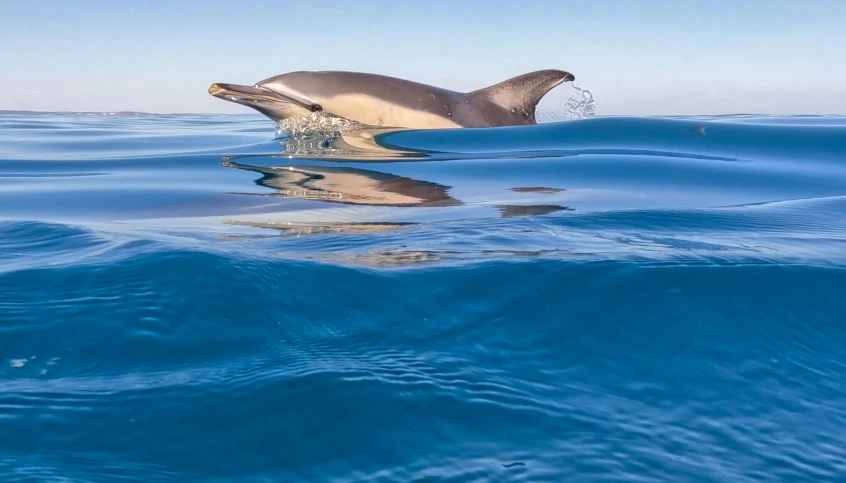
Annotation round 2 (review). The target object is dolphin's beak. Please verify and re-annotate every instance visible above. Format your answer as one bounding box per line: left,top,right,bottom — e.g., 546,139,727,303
208,82,323,120
208,83,284,107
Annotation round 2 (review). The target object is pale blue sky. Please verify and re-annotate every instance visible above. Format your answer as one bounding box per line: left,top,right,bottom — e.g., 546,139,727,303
1,0,844,115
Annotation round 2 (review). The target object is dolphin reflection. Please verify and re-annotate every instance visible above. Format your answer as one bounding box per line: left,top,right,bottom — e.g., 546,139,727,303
221,220,419,237
223,161,462,207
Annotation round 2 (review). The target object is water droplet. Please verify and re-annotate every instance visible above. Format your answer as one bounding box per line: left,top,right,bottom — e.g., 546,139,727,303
430,93,436,99
442,104,448,110
510,108,516,114
447,112,452,116
464,100,469,104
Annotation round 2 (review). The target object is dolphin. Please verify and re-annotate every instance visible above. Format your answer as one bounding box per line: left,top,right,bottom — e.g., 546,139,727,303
208,69,574,130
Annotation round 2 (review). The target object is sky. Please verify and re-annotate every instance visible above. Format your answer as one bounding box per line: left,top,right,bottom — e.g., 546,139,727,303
1,0,845,116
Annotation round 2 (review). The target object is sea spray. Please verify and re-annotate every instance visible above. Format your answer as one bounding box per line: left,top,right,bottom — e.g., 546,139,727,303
563,86,596,120
537,84,596,123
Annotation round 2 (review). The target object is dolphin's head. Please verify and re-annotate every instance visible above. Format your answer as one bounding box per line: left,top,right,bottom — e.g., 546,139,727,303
208,81,317,121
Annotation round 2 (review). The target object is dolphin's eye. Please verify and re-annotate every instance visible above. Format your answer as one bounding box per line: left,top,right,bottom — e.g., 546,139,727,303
309,104,323,112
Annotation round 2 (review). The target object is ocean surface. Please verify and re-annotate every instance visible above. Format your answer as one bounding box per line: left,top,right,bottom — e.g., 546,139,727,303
1,107,846,482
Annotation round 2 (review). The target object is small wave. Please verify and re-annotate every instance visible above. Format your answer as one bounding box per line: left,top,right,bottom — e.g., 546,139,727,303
0,453,183,483
2,244,845,480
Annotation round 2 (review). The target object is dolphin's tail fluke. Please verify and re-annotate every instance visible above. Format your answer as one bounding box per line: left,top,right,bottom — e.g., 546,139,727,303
470,69,574,122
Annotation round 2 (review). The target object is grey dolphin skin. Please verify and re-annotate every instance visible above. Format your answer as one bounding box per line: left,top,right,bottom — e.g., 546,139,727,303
208,69,574,129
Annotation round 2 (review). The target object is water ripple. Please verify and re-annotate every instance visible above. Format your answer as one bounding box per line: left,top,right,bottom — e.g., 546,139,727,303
2,112,846,481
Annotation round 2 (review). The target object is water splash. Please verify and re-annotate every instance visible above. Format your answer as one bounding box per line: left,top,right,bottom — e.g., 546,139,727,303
275,112,369,138
274,129,347,155
563,86,596,120
537,85,597,123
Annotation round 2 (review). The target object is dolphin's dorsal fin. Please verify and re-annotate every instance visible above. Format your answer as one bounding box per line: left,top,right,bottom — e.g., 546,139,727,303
470,69,574,121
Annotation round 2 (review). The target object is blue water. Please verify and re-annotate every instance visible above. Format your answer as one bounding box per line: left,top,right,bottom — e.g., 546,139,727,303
2,111,846,482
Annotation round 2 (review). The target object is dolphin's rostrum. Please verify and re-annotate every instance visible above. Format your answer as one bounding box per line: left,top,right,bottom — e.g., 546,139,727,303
209,69,574,130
